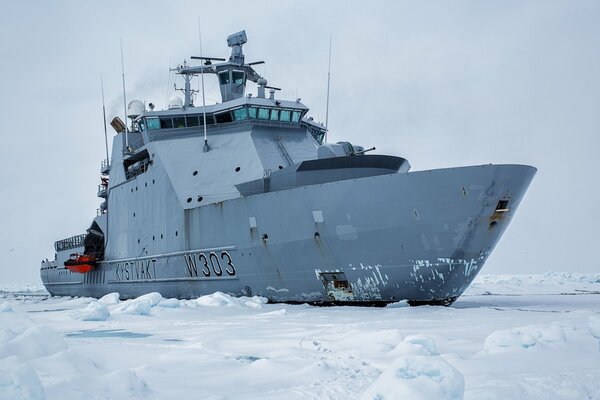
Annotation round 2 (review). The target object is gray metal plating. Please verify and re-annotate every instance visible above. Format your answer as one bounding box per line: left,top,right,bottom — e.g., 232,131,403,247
40,31,536,306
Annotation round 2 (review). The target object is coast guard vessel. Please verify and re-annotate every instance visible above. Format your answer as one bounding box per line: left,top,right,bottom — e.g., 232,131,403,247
40,31,536,305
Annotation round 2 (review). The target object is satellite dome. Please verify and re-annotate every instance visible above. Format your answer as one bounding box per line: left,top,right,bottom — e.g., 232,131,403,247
127,100,145,118
168,96,184,109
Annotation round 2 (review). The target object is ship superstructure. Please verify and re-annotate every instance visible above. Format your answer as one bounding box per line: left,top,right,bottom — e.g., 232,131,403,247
41,31,536,305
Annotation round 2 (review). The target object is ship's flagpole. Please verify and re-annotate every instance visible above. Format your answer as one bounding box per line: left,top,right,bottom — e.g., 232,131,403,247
198,17,209,152
120,37,129,151
324,34,332,143
100,75,110,164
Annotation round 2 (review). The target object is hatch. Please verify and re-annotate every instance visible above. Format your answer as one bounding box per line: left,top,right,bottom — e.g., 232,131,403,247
319,272,354,301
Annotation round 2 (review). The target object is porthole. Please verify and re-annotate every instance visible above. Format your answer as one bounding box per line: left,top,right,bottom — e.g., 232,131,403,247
193,171,198,176
186,197,192,203
175,231,178,236
197,196,203,202
278,165,283,169
235,167,241,172
152,236,155,241
160,234,163,239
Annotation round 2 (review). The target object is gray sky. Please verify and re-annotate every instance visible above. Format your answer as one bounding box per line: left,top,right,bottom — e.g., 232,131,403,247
1,1,599,283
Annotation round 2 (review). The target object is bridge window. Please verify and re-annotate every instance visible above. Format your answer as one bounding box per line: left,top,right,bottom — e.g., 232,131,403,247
248,107,258,119
232,70,245,85
173,116,185,128
279,110,291,122
160,118,173,129
186,115,199,127
232,107,248,121
147,117,160,130
215,111,233,124
258,108,270,120
292,111,301,123
270,109,279,121
200,114,215,125
218,71,230,85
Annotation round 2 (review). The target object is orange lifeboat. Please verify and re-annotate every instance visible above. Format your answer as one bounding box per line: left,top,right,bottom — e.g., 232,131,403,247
64,253,96,273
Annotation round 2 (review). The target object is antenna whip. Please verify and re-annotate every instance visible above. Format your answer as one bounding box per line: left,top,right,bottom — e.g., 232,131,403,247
120,37,129,151
198,17,209,152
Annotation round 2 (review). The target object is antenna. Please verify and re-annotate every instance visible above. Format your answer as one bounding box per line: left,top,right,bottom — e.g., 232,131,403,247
120,37,129,151
198,17,209,152
324,35,332,143
100,75,110,164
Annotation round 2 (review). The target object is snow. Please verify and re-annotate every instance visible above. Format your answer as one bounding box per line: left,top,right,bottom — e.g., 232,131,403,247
360,355,464,400
0,274,599,399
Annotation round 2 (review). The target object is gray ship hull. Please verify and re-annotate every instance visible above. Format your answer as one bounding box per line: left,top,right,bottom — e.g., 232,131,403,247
42,163,535,305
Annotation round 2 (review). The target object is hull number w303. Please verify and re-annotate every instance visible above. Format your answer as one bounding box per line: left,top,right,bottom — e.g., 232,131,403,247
184,251,236,278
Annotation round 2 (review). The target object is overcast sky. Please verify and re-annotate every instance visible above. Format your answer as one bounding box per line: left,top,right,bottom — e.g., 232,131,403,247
1,1,599,283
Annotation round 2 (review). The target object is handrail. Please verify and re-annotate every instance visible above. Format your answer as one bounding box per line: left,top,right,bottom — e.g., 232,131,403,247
54,234,86,252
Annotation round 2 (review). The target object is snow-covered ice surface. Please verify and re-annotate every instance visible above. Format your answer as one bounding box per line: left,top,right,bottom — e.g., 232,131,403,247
1,274,599,400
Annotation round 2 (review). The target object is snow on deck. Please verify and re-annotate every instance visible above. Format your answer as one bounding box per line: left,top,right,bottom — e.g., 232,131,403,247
1,274,599,400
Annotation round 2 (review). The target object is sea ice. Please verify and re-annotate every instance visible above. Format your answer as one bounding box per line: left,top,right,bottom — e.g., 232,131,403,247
97,292,120,305
112,292,164,315
482,324,567,354
193,291,267,309
360,355,464,400
72,301,110,321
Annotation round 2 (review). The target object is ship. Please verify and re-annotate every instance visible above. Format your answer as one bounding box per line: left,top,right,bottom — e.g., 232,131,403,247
40,30,536,305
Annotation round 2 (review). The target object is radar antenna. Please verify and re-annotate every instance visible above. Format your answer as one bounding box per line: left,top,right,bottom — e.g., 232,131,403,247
171,60,199,106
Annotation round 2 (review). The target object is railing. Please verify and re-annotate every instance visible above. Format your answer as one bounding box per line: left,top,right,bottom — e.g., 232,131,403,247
101,159,111,173
54,234,86,252
97,184,108,198
125,158,151,180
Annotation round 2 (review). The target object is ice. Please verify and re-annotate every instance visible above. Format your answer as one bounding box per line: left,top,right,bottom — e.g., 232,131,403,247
360,355,464,400
112,292,164,315
0,274,598,399
72,301,110,321
0,356,45,400
466,273,600,295
192,291,268,308
588,315,600,339
482,324,567,354
390,334,438,356
157,298,181,308
97,292,120,305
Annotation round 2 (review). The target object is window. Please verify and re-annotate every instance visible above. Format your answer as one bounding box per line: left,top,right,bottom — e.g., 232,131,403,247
160,118,173,129
248,107,258,119
173,116,185,128
291,110,301,123
199,115,215,125
186,115,199,127
270,109,279,121
232,70,245,85
280,110,291,122
215,112,233,124
258,108,270,120
218,71,230,85
232,108,248,121
147,118,160,130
